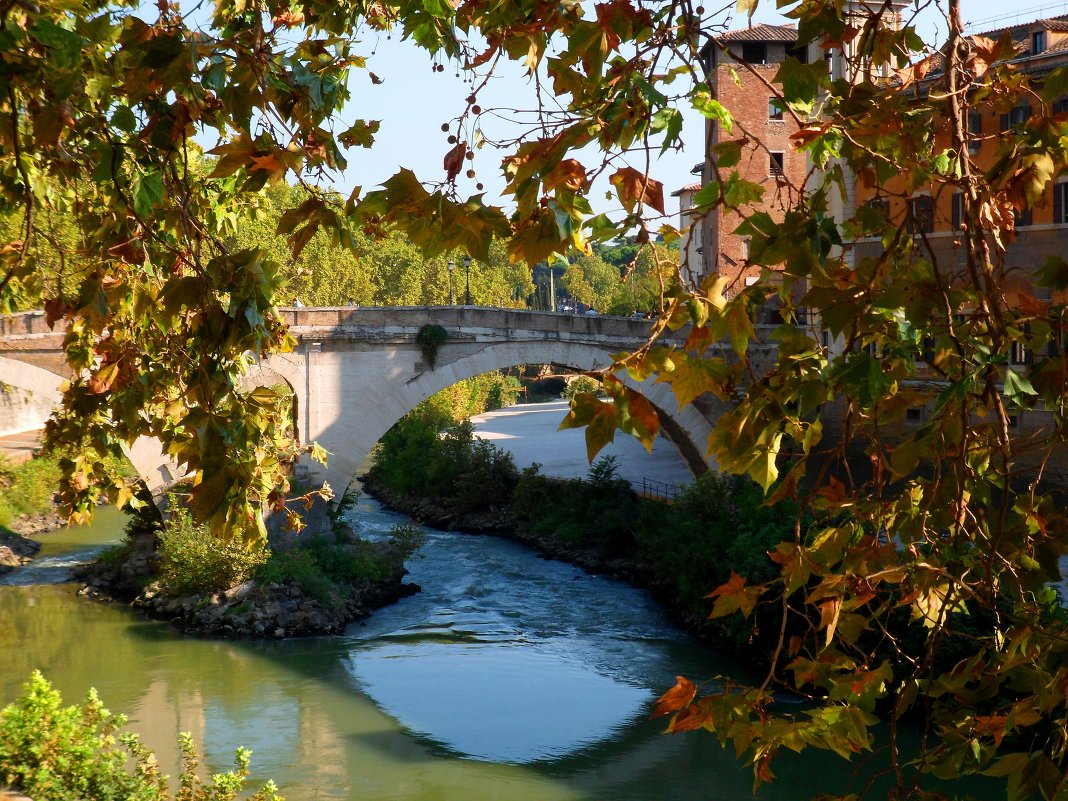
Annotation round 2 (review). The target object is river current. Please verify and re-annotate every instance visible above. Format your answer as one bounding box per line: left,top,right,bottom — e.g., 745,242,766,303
0,493,947,800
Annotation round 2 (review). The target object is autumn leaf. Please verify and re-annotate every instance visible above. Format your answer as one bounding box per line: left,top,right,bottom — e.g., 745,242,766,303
819,597,841,648
545,158,588,191
559,391,619,462
443,140,467,182
609,167,665,214
707,571,762,618
652,675,697,717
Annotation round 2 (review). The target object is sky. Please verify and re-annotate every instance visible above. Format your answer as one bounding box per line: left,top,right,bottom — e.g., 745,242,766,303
242,0,1068,221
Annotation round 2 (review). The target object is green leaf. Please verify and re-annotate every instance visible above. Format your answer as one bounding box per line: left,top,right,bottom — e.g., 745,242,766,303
559,392,618,462
132,170,163,218
773,57,826,114
1003,368,1037,406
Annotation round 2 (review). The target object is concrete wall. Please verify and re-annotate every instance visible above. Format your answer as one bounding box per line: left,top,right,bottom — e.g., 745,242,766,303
0,355,62,437
0,385,54,438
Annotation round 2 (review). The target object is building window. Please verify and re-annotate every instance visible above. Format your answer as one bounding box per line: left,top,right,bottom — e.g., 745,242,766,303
768,97,784,120
1033,30,1046,54
906,407,922,423
1010,340,1030,366
1054,98,1068,115
1000,105,1031,131
770,151,785,176
1054,182,1068,224
967,110,982,154
742,42,767,64
952,192,964,229
908,195,934,234
1014,206,1033,227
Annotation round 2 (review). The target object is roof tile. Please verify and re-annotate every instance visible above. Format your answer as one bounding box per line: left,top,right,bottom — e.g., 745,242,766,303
716,24,798,43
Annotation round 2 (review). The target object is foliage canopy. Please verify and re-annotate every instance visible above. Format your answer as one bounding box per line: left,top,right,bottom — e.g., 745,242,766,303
6,0,1068,796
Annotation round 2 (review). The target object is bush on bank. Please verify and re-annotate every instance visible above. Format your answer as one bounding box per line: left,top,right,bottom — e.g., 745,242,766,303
0,450,133,531
0,672,282,801
148,496,422,604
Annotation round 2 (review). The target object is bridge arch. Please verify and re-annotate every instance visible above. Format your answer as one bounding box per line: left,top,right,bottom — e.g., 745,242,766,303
0,354,182,495
269,339,715,499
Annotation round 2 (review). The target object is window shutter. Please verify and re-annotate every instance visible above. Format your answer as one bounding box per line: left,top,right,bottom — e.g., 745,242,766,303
1000,113,1009,131
952,194,961,229
1056,183,1063,224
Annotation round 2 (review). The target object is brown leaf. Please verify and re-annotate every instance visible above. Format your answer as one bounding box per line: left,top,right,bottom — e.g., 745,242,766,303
272,10,304,27
545,158,588,191
267,489,286,513
43,297,68,329
443,140,467,182
652,675,697,718
667,702,711,733
609,167,665,214
87,363,120,395
819,597,841,647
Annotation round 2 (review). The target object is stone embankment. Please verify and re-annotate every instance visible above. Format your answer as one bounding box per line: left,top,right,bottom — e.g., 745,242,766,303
0,511,62,576
80,571,417,638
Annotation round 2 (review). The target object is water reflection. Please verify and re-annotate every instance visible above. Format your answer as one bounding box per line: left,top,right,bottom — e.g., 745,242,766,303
0,496,991,801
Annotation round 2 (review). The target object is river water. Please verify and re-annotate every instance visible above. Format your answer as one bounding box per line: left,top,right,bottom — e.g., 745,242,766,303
0,494,966,800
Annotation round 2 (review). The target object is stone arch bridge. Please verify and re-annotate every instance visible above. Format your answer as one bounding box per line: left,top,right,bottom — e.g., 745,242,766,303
0,307,740,499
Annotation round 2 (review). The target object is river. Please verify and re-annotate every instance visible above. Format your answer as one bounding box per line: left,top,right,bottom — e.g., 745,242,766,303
0,493,979,800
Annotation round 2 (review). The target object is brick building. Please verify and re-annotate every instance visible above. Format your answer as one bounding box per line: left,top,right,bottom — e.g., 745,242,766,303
685,23,808,292
854,13,1068,291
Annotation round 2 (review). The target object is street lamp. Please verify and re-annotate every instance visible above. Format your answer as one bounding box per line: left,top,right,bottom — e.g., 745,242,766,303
447,259,455,305
463,255,472,306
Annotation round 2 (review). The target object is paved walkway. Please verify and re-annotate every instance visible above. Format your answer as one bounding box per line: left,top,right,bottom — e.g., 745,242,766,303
469,400,696,495
0,430,42,464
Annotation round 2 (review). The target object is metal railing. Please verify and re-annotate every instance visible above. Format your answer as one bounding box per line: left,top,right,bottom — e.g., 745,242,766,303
632,477,683,503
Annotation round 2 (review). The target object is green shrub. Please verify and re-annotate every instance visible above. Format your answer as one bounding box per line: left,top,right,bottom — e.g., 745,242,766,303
254,532,417,604
387,523,427,557
562,375,602,399
255,549,336,603
416,323,448,369
157,501,267,596
0,455,60,527
0,672,282,801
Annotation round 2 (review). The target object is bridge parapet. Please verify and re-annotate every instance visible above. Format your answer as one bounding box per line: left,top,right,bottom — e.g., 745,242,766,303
280,305,677,349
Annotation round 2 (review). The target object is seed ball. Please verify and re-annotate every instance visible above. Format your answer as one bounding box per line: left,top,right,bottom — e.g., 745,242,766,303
476,182,484,190
465,151,474,160
440,123,449,132
466,168,476,178
472,104,481,114
447,135,457,144
696,5,704,12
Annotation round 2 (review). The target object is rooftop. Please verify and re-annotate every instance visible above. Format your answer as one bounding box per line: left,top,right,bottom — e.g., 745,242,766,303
715,24,798,44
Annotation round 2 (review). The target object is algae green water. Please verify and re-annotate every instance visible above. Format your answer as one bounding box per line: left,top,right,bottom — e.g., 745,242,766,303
0,498,991,800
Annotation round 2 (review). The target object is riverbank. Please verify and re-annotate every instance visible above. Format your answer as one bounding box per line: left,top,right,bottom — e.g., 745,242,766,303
0,530,42,575
76,508,423,638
